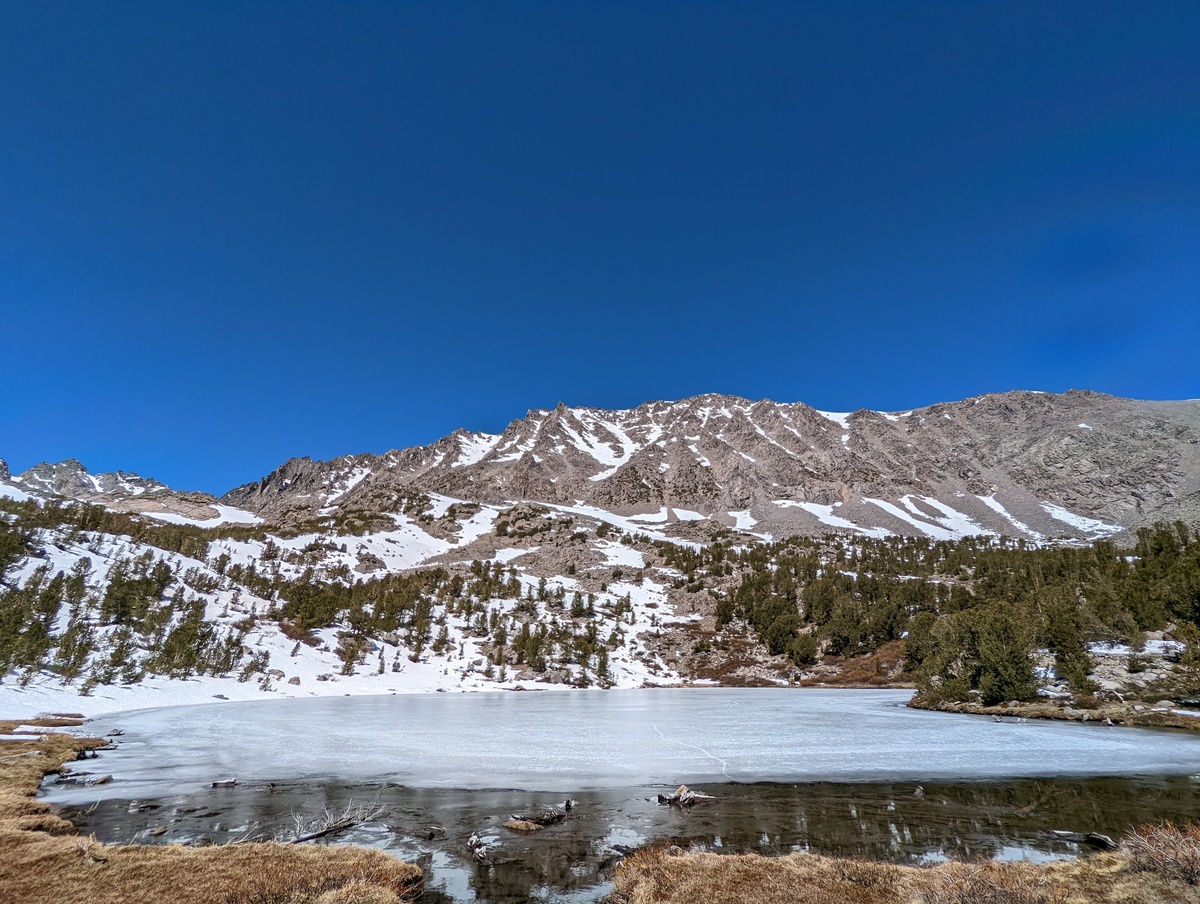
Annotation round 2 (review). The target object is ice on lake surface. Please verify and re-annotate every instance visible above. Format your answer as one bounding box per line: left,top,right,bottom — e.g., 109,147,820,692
47,688,1200,804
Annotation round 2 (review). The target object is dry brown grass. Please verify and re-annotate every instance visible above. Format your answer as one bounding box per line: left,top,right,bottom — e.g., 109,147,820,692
0,718,422,904
611,844,1200,904
914,861,1066,904
611,847,904,904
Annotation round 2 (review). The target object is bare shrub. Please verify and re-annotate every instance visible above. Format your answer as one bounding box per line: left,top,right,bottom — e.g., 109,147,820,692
1124,821,1200,885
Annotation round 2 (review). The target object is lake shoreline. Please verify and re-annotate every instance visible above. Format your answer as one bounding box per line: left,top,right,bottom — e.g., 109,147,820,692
908,694,1200,733
0,717,423,904
0,670,915,723
7,676,1200,781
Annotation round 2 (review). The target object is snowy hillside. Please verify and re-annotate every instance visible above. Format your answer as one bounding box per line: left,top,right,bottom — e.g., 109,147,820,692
0,490,713,717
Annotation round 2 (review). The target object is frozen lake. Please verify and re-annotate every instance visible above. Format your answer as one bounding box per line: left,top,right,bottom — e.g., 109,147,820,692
48,688,1200,803
46,688,1200,903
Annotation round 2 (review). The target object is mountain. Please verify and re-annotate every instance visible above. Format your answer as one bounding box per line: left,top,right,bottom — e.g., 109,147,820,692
217,390,1200,543
2,388,1199,711
0,457,255,527
6,390,1200,543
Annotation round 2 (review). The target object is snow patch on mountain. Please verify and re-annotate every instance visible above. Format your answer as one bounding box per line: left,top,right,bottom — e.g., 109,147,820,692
865,497,957,541
453,432,501,467
1040,503,1122,538
564,412,640,482
627,507,706,524
977,495,1044,540
0,481,32,502
773,500,891,539
540,502,697,547
326,466,372,503
906,496,995,539
729,510,758,531
598,541,645,569
816,411,851,429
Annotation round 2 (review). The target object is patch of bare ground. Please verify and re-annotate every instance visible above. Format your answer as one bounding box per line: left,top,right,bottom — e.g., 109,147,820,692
610,842,1199,904
680,627,793,687
799,640,915,688
0,718,422,904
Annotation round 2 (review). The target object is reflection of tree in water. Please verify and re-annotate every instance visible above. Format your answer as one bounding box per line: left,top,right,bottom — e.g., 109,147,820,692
58,776,1200,903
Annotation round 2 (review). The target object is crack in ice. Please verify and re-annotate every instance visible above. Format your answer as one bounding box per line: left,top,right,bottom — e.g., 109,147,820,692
653,723,730,778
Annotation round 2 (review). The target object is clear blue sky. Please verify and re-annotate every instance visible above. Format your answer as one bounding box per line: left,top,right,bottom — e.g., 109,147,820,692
2,2,1198,494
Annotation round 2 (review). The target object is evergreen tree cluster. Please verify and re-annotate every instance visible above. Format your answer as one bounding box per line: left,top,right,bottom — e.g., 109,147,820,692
704,523,1200,704
0,546,245,690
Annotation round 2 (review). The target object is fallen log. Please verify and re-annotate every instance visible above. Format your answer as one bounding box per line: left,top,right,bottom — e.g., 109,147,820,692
1048,830,1118,851
509,810,567,827
657,784,716,808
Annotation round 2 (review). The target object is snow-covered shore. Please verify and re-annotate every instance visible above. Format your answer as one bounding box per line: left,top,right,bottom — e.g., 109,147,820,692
0,668,606,721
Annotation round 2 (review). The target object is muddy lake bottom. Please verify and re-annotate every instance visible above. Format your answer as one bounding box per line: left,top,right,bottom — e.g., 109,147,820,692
57,774,1200,903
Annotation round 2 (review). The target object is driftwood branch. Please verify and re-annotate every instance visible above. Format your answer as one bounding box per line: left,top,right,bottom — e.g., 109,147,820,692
286,801,386,844
291,818,358,844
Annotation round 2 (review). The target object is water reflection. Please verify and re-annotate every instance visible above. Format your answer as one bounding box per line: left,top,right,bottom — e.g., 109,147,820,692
56,774,1200,903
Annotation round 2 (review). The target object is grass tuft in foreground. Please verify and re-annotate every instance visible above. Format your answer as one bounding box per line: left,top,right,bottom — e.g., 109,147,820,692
915,861,1066,904
611,835,1200,904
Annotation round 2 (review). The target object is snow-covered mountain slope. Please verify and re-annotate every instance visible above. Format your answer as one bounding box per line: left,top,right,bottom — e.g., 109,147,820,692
221,390,1200,543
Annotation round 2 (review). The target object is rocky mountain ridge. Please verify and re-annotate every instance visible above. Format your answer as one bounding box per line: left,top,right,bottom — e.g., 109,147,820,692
5,389,1200,543
222,389,1200,543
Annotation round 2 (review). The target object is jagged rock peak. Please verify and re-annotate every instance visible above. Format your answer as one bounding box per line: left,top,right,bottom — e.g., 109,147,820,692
13,459,171,499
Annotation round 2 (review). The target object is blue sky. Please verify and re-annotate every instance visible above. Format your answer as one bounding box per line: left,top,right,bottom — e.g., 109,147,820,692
2,2,1198,494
